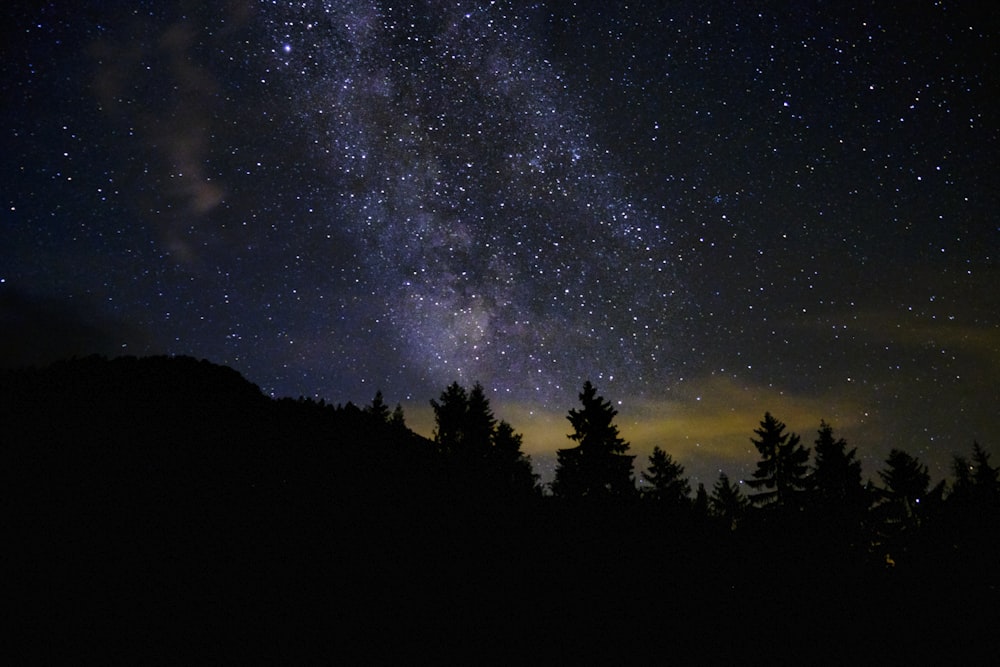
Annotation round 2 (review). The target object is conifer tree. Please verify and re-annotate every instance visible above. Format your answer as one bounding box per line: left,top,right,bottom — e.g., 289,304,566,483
952,453,974,499
430,381,537,496
876,449,930,531
642,446,690,506
492,420,540,496
464,383,496,460
430,382,468,456
746,412,811,511
811,420,867,521
946,442,1000,569
389,403,407,431
366,389,391,422
552,381,635,499
710,472,749,530
693,482,709,519
812,421,861,498
970,442,999,503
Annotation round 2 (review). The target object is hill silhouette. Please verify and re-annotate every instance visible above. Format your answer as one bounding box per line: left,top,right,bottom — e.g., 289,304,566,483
4,355,996,662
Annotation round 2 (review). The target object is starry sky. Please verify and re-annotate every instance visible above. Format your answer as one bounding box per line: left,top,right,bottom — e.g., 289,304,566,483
3,0,998,488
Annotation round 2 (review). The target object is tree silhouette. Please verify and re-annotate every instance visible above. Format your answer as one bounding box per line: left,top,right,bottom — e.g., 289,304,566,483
746,412,811,511
365,389,392,423
944,442,1000,579
491,419,540,497
811,420,867,526
430,382,469,457
641,446,690,506
692,482,709,519
389,403,407,432
465,383,496,459
950,442,999,517
710,472,749,530
876,449,930,532
552,381,635,499
970,442,999,489
965,442,999,509
952,452,974,498
430,380,537,497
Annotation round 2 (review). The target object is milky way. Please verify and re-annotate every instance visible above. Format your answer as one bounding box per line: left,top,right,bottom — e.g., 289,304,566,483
2,0,998,485
260,1,681,400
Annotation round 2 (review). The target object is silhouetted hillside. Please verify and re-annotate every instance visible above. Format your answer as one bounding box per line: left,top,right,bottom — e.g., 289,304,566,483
4,355,446,658
4,355,997,662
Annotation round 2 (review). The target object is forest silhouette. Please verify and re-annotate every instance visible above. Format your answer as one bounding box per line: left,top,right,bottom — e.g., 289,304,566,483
5,355,997,661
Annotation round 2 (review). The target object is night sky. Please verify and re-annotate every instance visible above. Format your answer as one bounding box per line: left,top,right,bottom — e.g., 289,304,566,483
3,1,998,488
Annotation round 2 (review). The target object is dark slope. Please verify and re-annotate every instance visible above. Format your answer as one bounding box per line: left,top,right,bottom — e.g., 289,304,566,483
4,355,997,662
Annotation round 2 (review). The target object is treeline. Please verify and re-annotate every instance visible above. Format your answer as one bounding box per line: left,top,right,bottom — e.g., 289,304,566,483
4,355,997,661
556,391,1000,573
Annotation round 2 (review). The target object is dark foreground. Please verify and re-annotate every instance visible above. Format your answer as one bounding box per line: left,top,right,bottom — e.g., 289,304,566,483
6,356,996,662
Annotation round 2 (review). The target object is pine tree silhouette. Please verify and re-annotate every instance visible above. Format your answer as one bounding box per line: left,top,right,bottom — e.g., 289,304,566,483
552,381,635,499
810,420,867,528
642,446,690,506
710,472,749,530
746,412,810,512
876,448,930,532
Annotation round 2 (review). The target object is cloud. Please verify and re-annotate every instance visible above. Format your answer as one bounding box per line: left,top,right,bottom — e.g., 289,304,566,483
617,375,867,478
89,11,241,267
402,375,863,486
388,304,999,487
